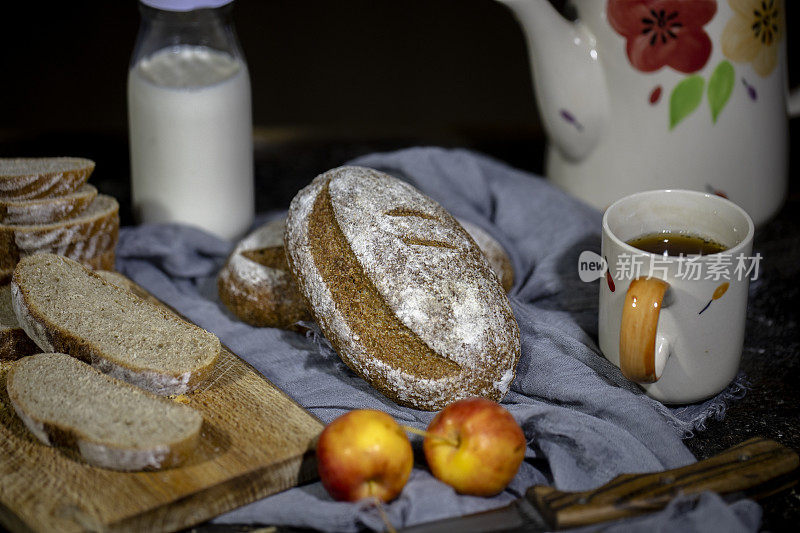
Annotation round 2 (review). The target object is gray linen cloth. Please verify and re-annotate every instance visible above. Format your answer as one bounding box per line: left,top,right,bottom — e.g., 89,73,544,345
115,147,759,532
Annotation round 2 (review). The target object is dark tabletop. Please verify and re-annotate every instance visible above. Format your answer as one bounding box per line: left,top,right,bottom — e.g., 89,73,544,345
1,126,797,532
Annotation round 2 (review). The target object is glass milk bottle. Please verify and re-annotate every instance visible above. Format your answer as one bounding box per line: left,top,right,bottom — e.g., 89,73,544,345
128,0,254,240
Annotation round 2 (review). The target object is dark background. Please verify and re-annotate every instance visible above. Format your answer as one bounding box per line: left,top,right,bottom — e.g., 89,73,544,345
0,0,796,221
1,1,799,531
1,0,542,137
1,0,571,222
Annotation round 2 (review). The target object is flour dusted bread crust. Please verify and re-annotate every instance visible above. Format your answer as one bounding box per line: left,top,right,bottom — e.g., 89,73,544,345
219,217,511,331
0,157,94,200
7,353,203,470
0,232,117,285
0,194,119,272
0,285,38,360
0,184,98,225
84,247,117,271
0,228,118,286
285,166,520,410
0,243,117,285
457,219,514,293
217,218,311,329
11,254,220,395
0,246,118,285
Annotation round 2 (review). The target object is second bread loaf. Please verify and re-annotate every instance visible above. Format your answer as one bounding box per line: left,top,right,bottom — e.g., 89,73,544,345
217,218,311,329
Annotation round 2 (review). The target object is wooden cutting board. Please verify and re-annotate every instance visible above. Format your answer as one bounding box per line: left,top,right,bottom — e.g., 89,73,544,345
0,281,324,532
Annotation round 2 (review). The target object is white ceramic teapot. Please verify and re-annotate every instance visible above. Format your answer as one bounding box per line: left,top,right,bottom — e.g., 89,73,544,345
495,0,789,225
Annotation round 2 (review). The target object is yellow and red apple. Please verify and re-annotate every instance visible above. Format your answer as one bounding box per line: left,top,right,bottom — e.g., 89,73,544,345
423,398,526,496
316,409,413,502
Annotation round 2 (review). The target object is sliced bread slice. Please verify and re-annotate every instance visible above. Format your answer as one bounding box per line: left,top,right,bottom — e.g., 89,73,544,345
37,224,119,261
82,247,117,271
0,184,98,225
7,352,203,470
1,285,38,360
96,270,154,301
0,194,119,271
0,157,94,200
11,254,220,395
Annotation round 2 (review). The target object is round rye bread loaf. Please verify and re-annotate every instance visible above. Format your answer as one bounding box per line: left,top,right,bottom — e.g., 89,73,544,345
217,218,311,330
285,166,520,411
218,217,513,331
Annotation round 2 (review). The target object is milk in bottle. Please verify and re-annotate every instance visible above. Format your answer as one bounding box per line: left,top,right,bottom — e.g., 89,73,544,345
128,0,254,240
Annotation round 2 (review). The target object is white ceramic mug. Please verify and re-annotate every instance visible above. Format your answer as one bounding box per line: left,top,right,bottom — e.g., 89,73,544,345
599,189,754,403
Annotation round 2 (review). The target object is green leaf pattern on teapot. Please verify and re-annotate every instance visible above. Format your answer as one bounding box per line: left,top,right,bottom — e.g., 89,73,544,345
608,0,783,129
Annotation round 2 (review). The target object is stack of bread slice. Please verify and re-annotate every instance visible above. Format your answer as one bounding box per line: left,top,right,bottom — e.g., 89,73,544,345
3,254,218,470
0,157,119,284
0,162,208,471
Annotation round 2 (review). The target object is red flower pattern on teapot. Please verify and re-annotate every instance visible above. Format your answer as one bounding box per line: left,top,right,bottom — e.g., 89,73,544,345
608,0,717,74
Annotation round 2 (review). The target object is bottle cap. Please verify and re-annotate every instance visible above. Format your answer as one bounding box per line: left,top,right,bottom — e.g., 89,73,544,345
140,0,233,11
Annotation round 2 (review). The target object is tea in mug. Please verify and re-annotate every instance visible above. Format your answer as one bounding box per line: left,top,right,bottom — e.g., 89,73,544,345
627,232,727,256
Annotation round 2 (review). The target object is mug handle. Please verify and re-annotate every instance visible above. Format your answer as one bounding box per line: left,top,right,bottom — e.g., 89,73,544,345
619,277,671,383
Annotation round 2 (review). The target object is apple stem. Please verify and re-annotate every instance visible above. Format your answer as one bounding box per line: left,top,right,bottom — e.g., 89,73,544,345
371,497,397,533
401,425,459,447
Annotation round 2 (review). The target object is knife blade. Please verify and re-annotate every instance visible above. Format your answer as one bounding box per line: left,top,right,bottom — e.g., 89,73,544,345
400,437,799,532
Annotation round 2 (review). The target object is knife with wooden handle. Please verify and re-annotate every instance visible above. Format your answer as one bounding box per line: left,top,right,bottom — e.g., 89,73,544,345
401,437,799,532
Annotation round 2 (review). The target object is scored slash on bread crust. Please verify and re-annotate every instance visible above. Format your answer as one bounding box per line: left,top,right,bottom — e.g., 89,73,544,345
285,166,520,411
0,157,95,200
0,184,98,225
11,254,220,396
218,217,514,331
6,353,203,471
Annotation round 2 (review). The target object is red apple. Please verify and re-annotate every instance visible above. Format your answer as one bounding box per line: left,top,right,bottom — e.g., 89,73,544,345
316,409,413,502
423,398,526,496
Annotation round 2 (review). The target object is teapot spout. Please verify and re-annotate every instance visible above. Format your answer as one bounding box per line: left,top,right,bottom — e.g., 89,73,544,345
495,0,609,161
